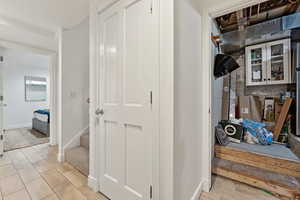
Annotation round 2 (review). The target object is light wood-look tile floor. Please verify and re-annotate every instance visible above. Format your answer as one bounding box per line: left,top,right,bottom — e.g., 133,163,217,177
200,175,279,200
0,143,281,200
0,143,108,200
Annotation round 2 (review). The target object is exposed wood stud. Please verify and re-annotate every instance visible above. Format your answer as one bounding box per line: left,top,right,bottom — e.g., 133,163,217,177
215,0,300,33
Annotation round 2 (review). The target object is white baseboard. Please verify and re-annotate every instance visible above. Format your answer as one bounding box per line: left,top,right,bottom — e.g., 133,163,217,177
190,181,205,200
202,178,211,192
88,175,98,192
57,152,64,163
63,126,89,152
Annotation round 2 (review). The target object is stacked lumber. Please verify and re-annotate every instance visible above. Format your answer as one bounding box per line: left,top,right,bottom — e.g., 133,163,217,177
214,145,300,200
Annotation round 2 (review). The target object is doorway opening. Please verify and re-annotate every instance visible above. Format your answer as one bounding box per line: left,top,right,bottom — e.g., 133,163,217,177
0,42,57,153
208,0,300,199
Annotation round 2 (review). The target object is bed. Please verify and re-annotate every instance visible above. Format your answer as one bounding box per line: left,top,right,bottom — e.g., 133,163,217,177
32,109,50,137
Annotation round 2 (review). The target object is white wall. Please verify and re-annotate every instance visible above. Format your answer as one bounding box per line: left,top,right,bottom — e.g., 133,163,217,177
61,18,89,147
174,0,203,199
0,48,50,129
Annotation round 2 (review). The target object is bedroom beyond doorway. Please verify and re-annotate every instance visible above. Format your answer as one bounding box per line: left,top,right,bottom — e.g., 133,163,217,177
0,47,52,152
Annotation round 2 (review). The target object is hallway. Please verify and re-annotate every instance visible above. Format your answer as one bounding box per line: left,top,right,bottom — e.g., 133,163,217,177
0,144,107,200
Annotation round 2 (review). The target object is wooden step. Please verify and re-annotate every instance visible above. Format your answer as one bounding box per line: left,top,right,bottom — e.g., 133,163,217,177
215,144,300,178
80,132,89,150
65,146,89,176
213,158,300,200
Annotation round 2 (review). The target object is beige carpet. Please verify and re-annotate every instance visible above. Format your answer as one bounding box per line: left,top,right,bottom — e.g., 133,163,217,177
4,128,49,151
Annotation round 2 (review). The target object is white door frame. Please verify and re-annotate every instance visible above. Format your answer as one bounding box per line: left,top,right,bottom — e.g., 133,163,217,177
89,0,174,199
201,0,269,192
0,39,60,148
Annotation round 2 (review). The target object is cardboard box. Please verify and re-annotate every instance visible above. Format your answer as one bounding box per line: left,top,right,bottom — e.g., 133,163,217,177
238,96,262,122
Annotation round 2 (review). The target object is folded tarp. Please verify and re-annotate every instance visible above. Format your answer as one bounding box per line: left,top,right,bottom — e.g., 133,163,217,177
242,119,273,145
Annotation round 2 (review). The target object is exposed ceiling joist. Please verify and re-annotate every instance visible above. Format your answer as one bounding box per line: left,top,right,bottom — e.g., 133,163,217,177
216,0,300,33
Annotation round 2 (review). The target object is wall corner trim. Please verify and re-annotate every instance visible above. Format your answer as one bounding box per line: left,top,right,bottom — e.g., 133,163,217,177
190,180,205,200
202,178,211,193
57,152,64,163
88,175,98,192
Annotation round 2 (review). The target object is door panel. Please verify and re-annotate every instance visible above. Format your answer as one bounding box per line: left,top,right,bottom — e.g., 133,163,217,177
100,8,124,200
122,1,153,198
246,44,267,86
124,124,145,196
124,0,149,106
104,13,121,105
104,121,123,183
266,39,290,85
270,43,284,81
98,0,158,199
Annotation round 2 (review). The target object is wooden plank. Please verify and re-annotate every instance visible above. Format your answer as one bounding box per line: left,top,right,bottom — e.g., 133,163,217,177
215,145,300,178
213,167,300,200
274,98,293,141
275,98,282,122
221,76,230,120
289,134,300,159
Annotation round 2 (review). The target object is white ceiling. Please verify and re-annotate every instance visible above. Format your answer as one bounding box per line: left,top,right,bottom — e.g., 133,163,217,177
0,0,89,32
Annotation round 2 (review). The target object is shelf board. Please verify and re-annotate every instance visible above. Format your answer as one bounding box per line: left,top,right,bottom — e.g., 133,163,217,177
271,60,284,64
251,58,262,61
271,55,283,58
251,64,262,66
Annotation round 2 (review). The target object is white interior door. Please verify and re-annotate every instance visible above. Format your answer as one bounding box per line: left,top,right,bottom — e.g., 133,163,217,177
98,0,158,199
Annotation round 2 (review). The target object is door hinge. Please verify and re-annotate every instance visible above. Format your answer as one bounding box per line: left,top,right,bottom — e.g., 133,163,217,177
150,185,153,199
150,91,153,105
150,0,153,14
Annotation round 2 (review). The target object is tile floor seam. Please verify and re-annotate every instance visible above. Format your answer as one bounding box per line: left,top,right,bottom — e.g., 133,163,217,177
11,146,50,200
14,157,34,200
29,156,86,199
54,167,89,198
0,145,104,200
20,150,56,200
2,187,26,199
39,169,62,199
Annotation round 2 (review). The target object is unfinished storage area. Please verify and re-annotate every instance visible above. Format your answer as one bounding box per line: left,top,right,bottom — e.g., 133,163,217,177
211,1,300,199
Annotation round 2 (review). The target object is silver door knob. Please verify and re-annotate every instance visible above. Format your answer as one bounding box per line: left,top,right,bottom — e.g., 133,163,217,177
95,108,104,116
